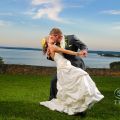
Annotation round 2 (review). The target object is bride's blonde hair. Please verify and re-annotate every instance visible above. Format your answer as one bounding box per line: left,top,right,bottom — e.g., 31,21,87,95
41,37,48,54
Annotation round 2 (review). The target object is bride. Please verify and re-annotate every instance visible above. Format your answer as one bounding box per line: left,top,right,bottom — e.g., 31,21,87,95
40,36,104,115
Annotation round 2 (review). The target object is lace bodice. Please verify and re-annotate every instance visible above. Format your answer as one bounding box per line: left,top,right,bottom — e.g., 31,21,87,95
54,53,71,69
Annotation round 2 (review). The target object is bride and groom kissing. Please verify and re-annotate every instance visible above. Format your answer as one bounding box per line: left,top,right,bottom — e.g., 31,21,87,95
40,28,104,116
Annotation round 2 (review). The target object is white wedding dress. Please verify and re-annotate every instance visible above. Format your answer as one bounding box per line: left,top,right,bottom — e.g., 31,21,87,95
40,53,104,115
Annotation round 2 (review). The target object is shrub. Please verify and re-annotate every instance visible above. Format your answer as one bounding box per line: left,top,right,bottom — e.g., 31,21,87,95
0,57,4,64
110,61,120,70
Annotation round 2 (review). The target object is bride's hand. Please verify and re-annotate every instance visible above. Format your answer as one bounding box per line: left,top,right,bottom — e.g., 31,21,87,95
76,51,86,57
77,50,87,57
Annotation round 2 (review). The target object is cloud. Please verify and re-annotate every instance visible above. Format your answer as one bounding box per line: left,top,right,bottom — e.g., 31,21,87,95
0,20,5,27
64,0,94,9
66,4,84,8
109,22,120,31
23,8,36,16
32,0,51,5
101,10,120,15
31,0,63,22
0,20,11,27
112,26,120,30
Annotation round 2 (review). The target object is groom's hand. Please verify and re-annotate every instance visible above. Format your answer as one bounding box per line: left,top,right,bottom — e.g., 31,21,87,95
78,50,88,57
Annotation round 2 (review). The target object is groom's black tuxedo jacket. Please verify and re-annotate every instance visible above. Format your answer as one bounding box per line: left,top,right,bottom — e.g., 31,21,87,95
48,35,88,70
63,35,87,70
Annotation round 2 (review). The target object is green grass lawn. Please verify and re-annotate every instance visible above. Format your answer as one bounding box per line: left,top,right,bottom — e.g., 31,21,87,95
0,74,120,120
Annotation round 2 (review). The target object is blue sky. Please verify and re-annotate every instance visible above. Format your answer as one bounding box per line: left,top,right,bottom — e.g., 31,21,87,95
0,0,120,51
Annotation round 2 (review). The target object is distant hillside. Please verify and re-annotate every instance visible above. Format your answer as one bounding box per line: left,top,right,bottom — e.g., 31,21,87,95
0,46,120,55
88,50,120,55
88,50,120,57
0,46,42,51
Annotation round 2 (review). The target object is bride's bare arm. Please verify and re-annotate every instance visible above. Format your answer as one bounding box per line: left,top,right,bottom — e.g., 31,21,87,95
49,44,80,56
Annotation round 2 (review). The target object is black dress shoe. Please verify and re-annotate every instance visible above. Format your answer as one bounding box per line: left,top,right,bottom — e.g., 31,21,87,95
79,111,87,117
74,111,87,117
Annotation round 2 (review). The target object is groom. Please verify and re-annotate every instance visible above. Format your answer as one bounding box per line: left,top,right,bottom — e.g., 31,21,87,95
47,28,88,100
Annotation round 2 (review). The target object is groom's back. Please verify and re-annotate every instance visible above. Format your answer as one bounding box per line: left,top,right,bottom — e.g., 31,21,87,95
63,35,87,70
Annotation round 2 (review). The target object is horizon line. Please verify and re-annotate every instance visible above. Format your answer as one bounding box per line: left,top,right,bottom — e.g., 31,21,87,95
0,46,120,54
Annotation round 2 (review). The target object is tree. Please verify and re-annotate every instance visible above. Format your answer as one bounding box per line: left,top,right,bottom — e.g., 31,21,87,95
110,61,120,70
0,57,4,64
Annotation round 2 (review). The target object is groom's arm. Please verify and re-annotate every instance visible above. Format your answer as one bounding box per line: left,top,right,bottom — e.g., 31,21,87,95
73,35,88,50
72,35,88,57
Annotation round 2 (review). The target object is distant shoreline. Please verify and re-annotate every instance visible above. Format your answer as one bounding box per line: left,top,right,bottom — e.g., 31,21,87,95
0,46,120,55
0,46,42,51
98,53,120,58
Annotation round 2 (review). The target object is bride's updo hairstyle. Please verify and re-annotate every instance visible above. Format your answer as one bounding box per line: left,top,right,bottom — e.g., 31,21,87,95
41,37,48,54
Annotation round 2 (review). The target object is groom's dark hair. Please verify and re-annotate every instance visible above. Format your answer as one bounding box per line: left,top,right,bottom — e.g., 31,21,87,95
49,28,62,35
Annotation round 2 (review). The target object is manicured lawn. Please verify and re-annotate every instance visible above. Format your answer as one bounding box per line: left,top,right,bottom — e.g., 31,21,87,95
0,74,120,120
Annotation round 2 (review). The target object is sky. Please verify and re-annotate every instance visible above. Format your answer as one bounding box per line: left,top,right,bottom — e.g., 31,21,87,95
0,0,120,51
